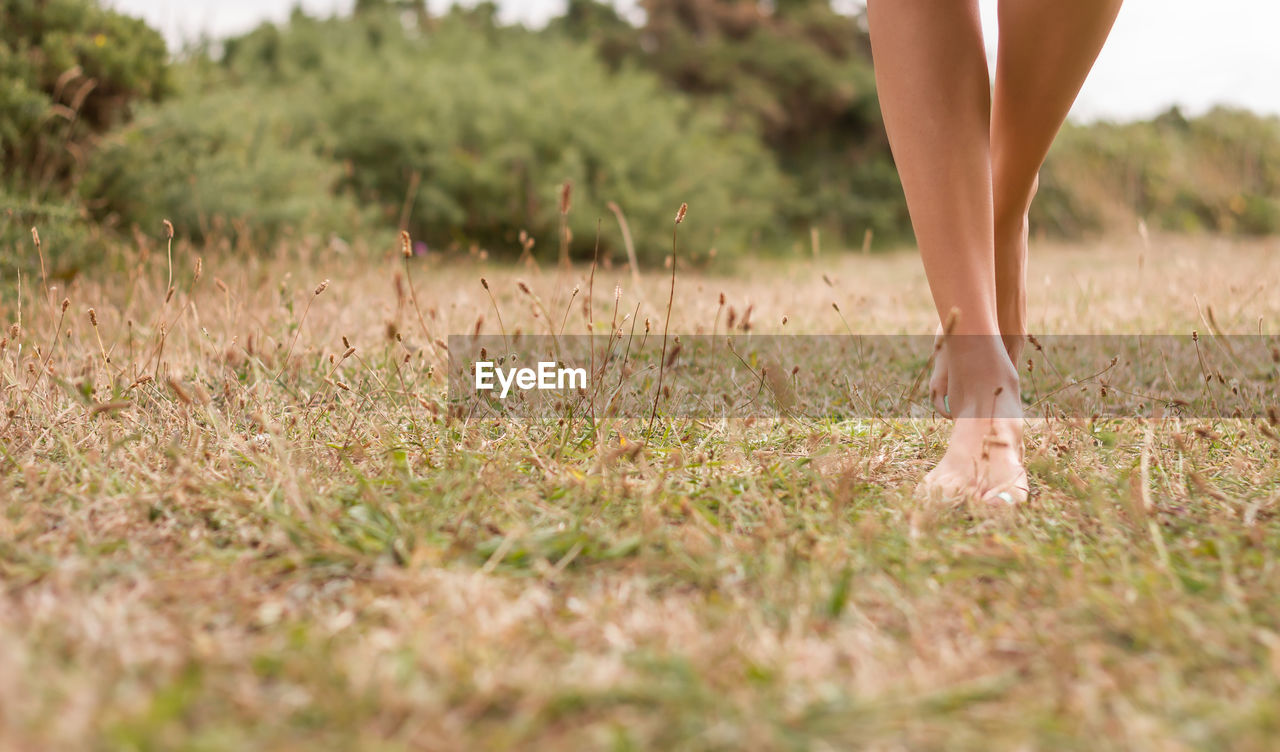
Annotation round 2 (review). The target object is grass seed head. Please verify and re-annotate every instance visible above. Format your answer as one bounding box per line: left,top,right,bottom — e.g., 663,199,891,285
315,280,330,296
675,203,688,224
163,219,174,239
167,377,192,405
401,230,412,258
942,307,958,336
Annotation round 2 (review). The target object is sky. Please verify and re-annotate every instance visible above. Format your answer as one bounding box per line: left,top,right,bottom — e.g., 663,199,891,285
107,0,1280,123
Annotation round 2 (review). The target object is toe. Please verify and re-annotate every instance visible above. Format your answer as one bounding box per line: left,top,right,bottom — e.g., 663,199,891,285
929,375,952,418
916,465,977,505
980,474,1029,505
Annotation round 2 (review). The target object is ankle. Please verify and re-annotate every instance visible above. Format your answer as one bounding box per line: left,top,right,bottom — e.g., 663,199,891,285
997,301,1026,343
945,336,1020,417
948,333,1016,369
1001,330,1026,365
993,224,1028,353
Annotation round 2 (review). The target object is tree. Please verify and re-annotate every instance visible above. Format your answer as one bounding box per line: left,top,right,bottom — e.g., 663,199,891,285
558,0,908,244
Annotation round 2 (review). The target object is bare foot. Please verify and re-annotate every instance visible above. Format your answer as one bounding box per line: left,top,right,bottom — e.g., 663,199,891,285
920,416,1028,505
918,338,1028,504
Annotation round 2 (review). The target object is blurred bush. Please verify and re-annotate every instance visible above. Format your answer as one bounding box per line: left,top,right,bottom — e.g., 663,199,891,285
83,85,367,248
6,0,1280,273
1,0,170,271
568,1,1280,246
1,0,170,184
1037,107,1280,237
89,6,784,264
560,0,908,245
0,188,111,279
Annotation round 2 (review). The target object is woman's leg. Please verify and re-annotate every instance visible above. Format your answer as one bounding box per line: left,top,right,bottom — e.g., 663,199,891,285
990,0,1124,359
867,0,999,338
929,0,1125,418
866,0,1025,500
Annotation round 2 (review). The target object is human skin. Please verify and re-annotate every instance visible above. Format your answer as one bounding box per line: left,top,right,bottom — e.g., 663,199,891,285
865,0,1123,502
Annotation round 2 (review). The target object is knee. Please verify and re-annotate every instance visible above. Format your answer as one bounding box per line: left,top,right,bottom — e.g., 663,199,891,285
994,171,1039,226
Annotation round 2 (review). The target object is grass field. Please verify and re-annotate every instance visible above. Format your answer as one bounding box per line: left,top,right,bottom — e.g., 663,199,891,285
3,230,1280,750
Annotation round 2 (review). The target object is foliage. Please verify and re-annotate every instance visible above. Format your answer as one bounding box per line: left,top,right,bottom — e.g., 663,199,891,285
75,7,784,264
0,186,108,277
559,0,908,244
0,0,170,190
6,0,1280,273
0,0,170,272
1038,107,1280,237
82,85,367,249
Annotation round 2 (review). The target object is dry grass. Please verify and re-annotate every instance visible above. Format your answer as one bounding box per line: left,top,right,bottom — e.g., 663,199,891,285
2,230,1280,750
